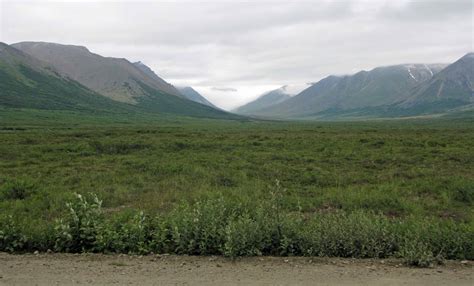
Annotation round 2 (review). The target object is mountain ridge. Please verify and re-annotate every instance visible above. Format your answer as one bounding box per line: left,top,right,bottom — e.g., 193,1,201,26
0,42,133,112
233,84,311,115
176,86,217,108
12,41,182,103
1,42,242,120
249,62,457,119
132,61,183,98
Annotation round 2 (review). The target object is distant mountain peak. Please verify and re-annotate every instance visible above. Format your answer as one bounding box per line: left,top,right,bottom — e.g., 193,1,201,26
176,86,217,108
132,61,182,98
12,41,184,103
233,85,295,115
277,83,311,96
247,60,457,119
2,42,238,120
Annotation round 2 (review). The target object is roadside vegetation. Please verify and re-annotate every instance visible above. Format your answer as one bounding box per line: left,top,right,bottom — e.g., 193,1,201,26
0,109,473,266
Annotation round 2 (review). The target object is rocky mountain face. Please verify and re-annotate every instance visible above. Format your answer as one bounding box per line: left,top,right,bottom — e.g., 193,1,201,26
12,42,182,103
0,42,130,112
396,53,474,114
253,63,451,118
1,42,241,119
132,61,183,98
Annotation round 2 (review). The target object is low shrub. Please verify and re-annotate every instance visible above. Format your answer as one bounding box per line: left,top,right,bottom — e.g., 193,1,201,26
97,211,152,254
0,215,28,252
397,239,439,267
453,183,474,204
1,190,472,266
0,179,37,200
89,141,150,155
224,215,263,256
165,197,229,255
300,211,398,258
54,193,103,252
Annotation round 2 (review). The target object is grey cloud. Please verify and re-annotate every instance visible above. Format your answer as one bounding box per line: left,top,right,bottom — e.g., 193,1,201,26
211,87,238,92
378,0,473,22
1,0,471,110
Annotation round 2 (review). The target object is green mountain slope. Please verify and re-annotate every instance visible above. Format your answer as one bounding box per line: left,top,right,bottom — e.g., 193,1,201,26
0,43,242,120
0,42,132,112
4,42,240,119
132,61,184,98
12,42,182,103
134,82,239,119
255,64,446,119
335,53,474,119
233,87,291,115
132,62,219,109
396,53,474,114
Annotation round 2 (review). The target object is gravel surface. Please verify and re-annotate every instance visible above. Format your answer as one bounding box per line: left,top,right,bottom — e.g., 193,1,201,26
0,253,472,285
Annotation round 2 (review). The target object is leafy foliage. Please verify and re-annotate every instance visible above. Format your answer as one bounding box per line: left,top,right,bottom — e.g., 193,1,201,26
1,190,472,268
0,215,28,252
54,193,103,252
0,179,37,200
0,117,472,266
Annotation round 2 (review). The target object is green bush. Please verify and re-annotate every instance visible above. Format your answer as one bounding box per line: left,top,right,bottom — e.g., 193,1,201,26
165,198,229,255
0,179,37,200
397,218,474,260
298,211,398,258
0,215,28,252
223,215,261,257
89,141,150,155
1,191,472,266
96,211,151,254
54,193,103,252
397,239,439,267
453,183,474,204
223,212,270,257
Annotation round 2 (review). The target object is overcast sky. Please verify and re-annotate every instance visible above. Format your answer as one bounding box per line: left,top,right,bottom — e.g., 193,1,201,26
1,0,472,110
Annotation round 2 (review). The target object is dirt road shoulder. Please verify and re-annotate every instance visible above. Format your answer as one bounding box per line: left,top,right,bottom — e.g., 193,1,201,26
0,253,472,285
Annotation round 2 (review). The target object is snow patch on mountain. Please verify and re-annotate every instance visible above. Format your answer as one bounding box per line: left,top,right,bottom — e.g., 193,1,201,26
424,64,433,77
408,68,417,81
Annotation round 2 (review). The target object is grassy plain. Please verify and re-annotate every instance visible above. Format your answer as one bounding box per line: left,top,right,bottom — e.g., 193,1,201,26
0,109,473,264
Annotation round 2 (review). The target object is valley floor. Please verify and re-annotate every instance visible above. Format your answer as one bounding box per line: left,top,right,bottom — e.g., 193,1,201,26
0,253,472,286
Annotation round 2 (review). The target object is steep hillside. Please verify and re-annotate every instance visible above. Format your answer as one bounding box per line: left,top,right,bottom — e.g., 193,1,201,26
233,84,310,115
133,61,183,98
255,64,447,119
9,42,238,119
0,42,131,112
131,82,239,118
176,86,217,108
12,42,182,103
396,53,474,114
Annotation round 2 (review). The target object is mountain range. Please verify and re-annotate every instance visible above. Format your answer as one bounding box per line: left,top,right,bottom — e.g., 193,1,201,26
1,40,472,121
130,59,218,108
12,42,182,103
233,84,310,115
176,86,218,108
234,54,473,119
1,41,236,119
131,61,218,108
